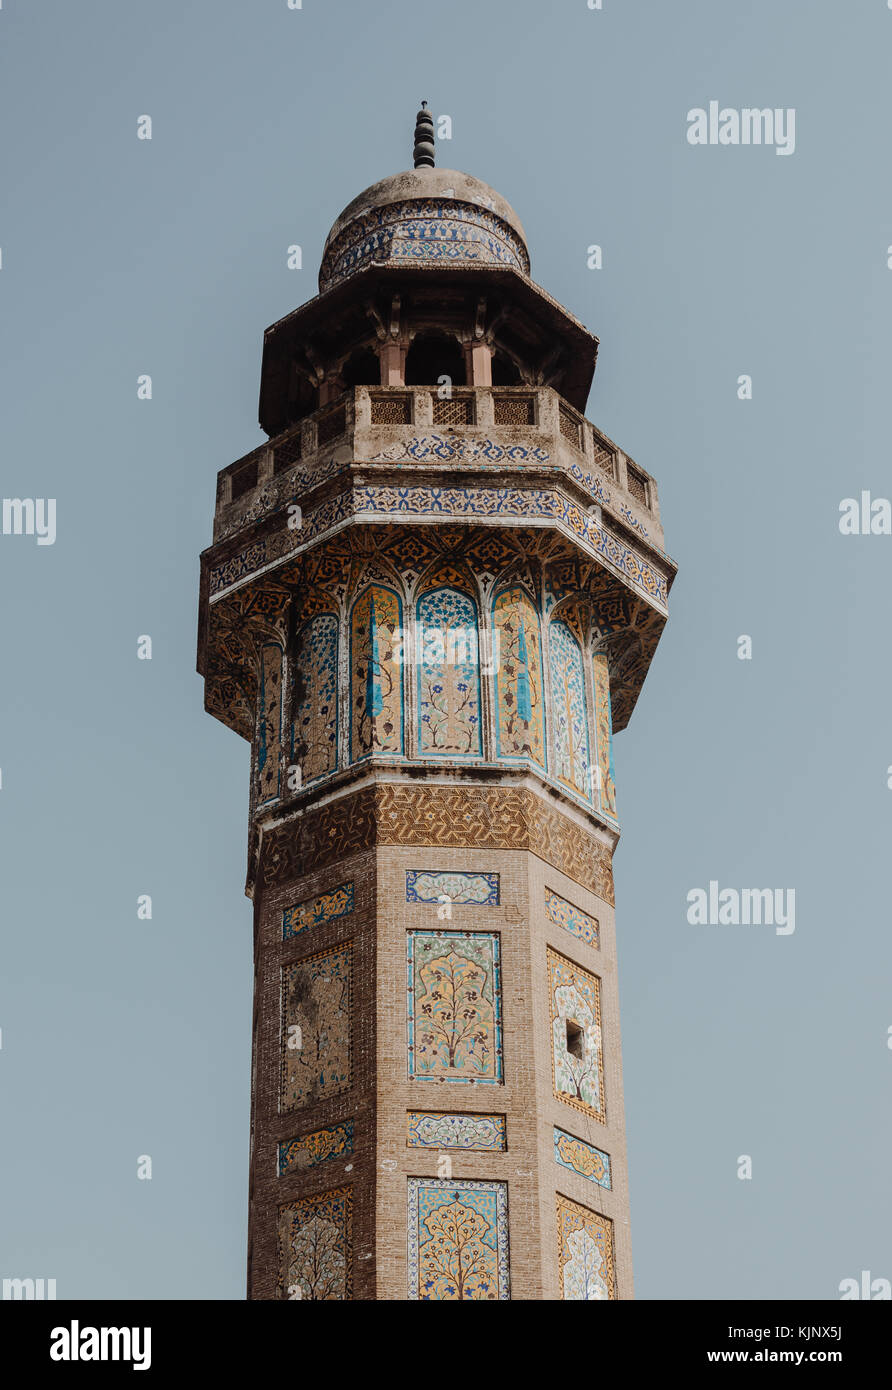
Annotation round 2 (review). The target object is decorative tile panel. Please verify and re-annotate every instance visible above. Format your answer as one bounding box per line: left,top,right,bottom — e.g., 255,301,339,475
292,614,338,784
277,1186,353,1300
281,944,352,1112
407,930,503,1084
493,586,546,769
407,1112,507,1152
407,1177,510,1300
350,585,403,760
547,947,605,1121
370,433,550,465
556,1194,616,1300
549,619,592,800
553,1128,611,1190
406,871,499,906
544,887,600,950
416,587,482,756
319,198,530,290
592,651,618,820
283,881,354,941
278,1121,354,1176
208,485,670,613
256,643,283,805
351,486,670,609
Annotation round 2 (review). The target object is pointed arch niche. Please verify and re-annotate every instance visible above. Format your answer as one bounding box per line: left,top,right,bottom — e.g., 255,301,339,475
256,642,284,807
592,649,618,821
492,586,546,771
416,583,482,757
292,614,339,785
349,586,404,761
548,617,591,801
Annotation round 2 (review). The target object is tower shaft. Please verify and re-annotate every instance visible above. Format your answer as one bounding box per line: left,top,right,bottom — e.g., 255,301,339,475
198,145,674,1301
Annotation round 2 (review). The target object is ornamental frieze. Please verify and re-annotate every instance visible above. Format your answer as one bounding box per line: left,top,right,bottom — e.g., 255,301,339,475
258,783,615,904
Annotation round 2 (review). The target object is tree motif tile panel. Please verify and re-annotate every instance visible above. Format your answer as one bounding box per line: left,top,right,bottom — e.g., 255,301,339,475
281,944,352,1112
547,947,605,1121
556,1193,616,1301
407,1177,510,1300
277,1185,353,1300
407,931,503,1084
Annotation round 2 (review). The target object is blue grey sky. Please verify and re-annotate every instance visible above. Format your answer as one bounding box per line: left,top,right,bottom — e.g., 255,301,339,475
1,0,890,1299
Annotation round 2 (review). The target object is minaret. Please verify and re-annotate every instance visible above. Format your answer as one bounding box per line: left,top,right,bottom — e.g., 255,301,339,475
198,107,674,1300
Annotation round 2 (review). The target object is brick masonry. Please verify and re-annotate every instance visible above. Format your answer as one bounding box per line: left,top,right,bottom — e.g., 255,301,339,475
247,798,632,1300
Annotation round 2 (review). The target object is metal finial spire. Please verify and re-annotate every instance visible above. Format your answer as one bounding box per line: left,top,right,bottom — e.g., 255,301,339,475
413,100,435,169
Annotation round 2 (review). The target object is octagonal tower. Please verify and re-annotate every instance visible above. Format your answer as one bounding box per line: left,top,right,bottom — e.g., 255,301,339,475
197,104,675,1301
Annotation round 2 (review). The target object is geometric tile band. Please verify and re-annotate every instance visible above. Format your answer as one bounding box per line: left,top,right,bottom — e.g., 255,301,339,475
547,947,605,1122
544,887,600,949
283,881,354,940
407,930,503,1084
406,871,500,906
277,1185,353,1300
556,1193,616,1300
407,1177,510,1300
278,1121,355,1177
553,1128,611,1190
280,943,353,1112
407,1112,507,1151
260,785,615,904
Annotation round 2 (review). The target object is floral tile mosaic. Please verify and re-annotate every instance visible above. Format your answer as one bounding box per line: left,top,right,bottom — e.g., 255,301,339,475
408,1177,510,1300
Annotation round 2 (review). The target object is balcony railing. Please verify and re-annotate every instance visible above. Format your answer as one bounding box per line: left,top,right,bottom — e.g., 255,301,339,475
213,386,658,540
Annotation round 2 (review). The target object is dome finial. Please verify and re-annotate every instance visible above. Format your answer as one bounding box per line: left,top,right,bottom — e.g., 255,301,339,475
413,101,435,169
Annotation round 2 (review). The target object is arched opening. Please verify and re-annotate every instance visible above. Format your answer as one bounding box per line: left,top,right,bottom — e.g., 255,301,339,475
285,370,318,429
405,332,466,387
492,350,522,385
341,345,380,388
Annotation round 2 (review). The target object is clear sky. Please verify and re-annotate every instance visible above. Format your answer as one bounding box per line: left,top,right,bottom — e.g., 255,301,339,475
1,0,890,1299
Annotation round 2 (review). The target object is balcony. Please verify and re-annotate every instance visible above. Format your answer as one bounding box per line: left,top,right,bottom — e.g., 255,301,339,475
213,386,663,553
